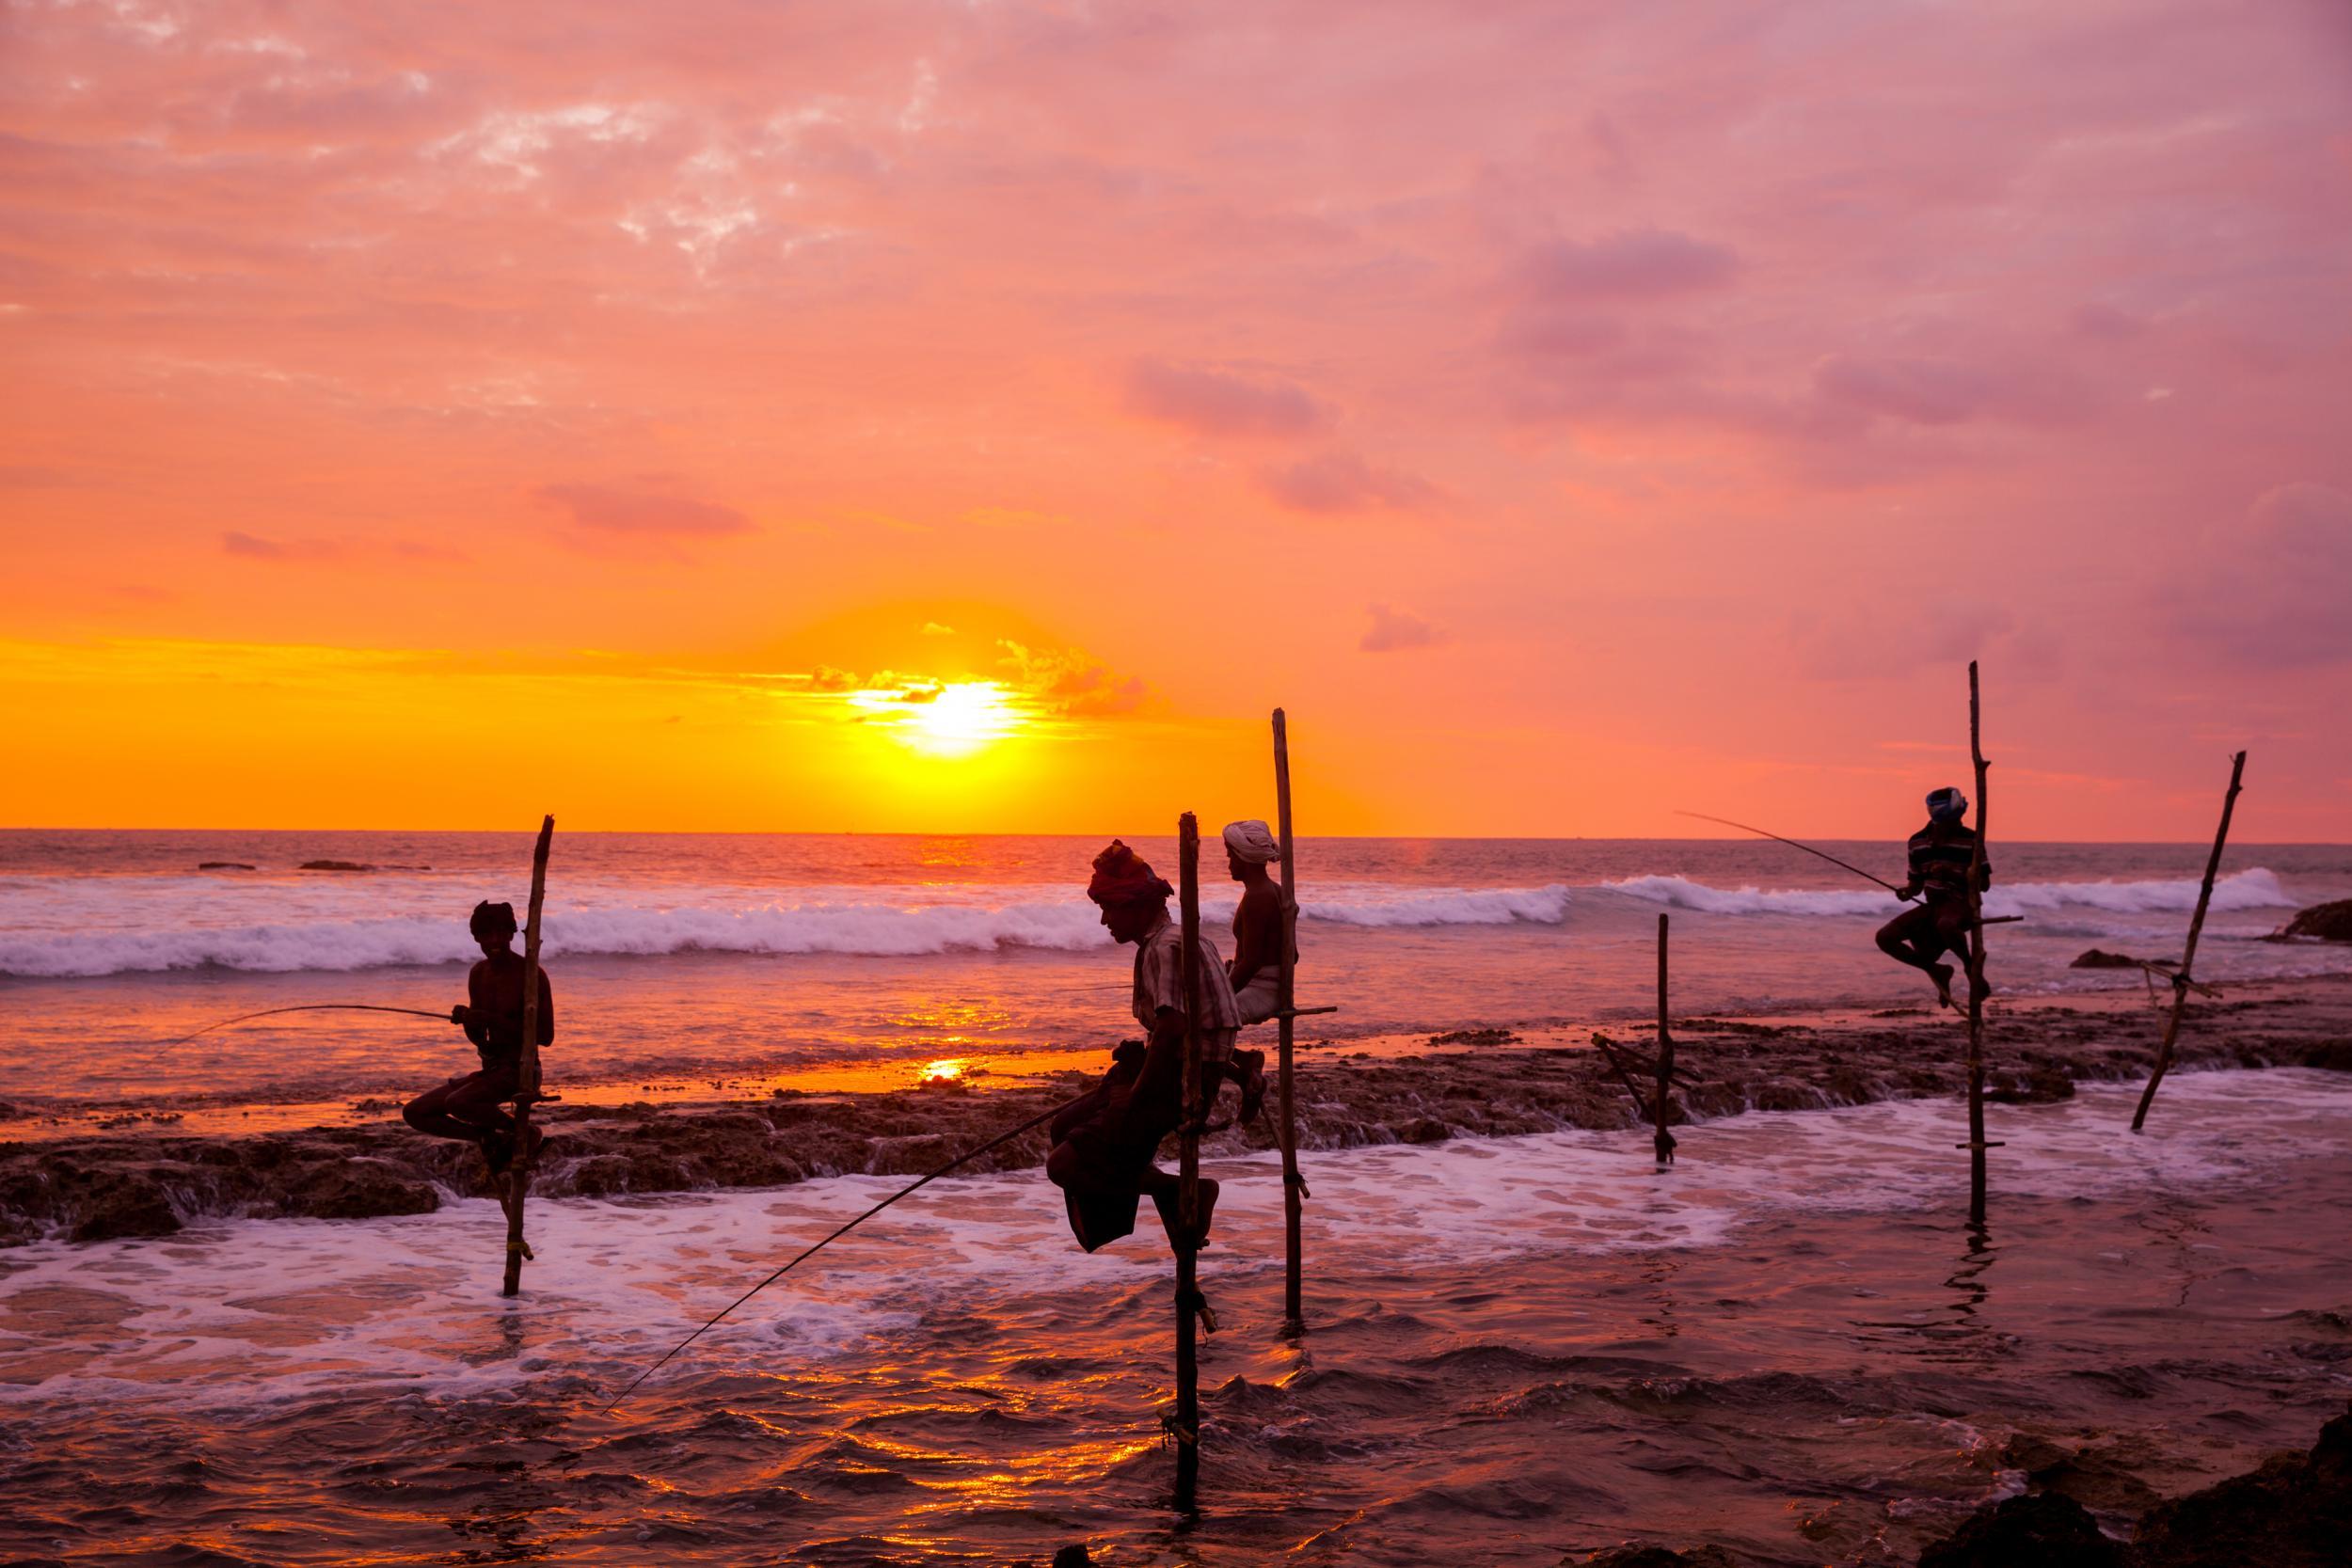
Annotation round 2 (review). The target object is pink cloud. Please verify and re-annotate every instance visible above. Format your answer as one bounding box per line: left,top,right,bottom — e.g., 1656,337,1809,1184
1520,229,1740,301
1360,604,1444,654
2163,483,2352,668
1261,452,1436,515
534,479,751,537
1122,358,1327,439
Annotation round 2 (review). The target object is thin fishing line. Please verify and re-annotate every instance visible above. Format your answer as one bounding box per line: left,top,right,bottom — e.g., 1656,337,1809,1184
1674,811,1906,895
161,1004,451,1047
596,1091,1079,1416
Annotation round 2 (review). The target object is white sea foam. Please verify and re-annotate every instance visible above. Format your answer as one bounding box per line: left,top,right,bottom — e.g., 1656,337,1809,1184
0,880,1574,978
5,1069,2346,1409
1604,867,2293,920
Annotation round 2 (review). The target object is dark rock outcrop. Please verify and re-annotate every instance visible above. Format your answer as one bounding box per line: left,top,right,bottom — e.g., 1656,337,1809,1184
1568,1545,1739,1567
297,860,374,872
197,862,256,871
280,1158,439,1222
2271,900,2352,942
1915,1491,2129,1568
8,987,2349,1246
66,1170,182,1243
1997,1433,2160,1513
2073,949,2148,969
2133,1406,2352,1567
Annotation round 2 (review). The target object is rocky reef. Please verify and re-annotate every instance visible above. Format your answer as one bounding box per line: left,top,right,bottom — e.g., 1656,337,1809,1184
5,984,2348,1247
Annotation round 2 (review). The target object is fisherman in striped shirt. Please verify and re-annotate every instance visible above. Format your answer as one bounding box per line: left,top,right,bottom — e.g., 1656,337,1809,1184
1045,839,1251,1256
1875,785,1992,1011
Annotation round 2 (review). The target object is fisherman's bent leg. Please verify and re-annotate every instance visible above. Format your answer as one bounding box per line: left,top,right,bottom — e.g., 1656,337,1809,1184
404,1079,491,1143
1875,906,1943,972
438,1062,521,1139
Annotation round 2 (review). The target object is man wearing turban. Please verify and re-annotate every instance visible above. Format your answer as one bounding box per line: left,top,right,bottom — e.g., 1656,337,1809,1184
1047,840,1247,1255
402,900,554,1176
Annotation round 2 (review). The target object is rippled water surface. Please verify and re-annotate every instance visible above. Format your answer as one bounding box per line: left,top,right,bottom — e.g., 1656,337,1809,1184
6,1071,2348,1565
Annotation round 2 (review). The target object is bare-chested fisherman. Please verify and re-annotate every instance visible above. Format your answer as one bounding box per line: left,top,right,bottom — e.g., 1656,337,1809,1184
1875,786,1992,1011
1221,818,1293,1030
402,900,552,1175
1045,840,1247,1257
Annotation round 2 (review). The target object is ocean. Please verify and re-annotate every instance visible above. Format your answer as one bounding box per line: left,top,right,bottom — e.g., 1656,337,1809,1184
6,832,2352,1564
6,1070,2350,1564
2,831,2346,1118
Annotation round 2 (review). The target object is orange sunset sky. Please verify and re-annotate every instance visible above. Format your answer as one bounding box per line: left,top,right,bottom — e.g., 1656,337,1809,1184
3,1,2348,840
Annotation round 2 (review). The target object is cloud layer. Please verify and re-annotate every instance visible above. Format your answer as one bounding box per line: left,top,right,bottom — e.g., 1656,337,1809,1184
2,0,2348,833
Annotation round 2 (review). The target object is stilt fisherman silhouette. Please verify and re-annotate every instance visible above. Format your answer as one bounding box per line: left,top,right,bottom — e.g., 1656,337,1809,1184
1045,840,1254,1256
402,900,553,1175
1875,786,1991,1012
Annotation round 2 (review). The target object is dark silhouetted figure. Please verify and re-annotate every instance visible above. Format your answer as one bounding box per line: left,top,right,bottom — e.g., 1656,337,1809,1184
1046,840,1246,1257
1222,818,1287,1025
1876,786,1992,1011
403,900,552,1174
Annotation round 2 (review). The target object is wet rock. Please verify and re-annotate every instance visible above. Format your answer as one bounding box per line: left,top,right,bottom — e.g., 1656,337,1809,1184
279,1159,438,1221
69,1170,181,1243
1751,1081,1823,1112
298,859,374,872
865,1133,957,1175
2271,899,2352,942
1567,1545,1739,1567
564,1153,635,1197
197,861,256,871
1393,1117,1451,1145
1430,1027,1520,1047
1915,1491,2129,1568
1998,1433,2160,1513
2073,948,2149,969
2133,1405,2352,1567
1050,1548,1096,1568
1987,1064,2076,1104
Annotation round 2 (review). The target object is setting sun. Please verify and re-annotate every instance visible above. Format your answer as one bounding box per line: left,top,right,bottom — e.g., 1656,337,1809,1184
852,680,1023,759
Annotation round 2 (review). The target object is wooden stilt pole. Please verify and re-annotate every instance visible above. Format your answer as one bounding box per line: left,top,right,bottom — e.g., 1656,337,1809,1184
1962,666,1994,1227
2132,752,2247,1132
1173,812,1203,1513
1653,914,1676,1166
1273,708,1306,1334
501,815,553,1298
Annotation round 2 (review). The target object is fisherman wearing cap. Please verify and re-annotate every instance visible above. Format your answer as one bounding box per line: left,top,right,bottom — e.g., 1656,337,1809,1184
1221,819,1294,1030
1875,786,1993,1010
401,900,553,1174
1045,840,1248,1255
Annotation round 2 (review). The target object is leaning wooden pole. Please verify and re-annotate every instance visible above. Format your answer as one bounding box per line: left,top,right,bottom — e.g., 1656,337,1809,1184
1653,914,1676,1166
1962,665,1993,1226
2132,752,2248,1132
1173,811,1204,1513
501,814,553,1298
1272,708,1306,1332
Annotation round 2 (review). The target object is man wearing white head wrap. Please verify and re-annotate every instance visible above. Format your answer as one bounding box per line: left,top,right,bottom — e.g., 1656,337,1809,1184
1222,819,1280,865
1222,818,1293,1044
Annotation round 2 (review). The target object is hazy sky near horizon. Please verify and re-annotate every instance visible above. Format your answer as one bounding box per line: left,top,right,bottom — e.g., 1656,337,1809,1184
4,0,2348,838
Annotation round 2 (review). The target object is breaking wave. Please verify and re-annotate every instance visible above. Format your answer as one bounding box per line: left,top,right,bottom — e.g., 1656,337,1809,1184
0,882,1574,979
1604,867,2294,919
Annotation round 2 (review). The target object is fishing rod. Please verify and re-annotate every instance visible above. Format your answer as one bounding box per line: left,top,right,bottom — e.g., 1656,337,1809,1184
161,1004,451,1047
1675,811,1907,895
597,1090,1081,1416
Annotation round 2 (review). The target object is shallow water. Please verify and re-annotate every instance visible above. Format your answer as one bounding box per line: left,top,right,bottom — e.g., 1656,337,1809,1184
6,1070,2348,1565
4,832,2347,1118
